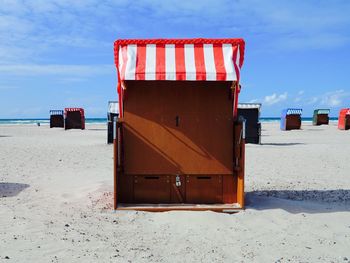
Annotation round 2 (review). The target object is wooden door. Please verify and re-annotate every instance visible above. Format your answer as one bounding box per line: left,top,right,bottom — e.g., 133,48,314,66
123,80,233,175
123,80,234,203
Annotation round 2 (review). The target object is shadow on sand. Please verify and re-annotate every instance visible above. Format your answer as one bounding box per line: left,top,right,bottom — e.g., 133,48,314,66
87,128,107,131
0,183,29,197
246,190,350,214
261,143,305,146
0,135,12,138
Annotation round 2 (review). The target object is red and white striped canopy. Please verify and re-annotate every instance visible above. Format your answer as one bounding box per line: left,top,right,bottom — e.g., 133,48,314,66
114,38,245,82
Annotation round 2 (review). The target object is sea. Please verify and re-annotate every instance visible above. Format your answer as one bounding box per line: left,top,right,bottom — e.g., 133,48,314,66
0,117,339,125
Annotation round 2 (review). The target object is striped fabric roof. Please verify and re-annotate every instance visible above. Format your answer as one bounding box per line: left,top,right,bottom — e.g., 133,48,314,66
50,110,63,115
341,108,350,115
315,109,330,115
286,108,302,115
238,103,262,110
108,101,119,114
114,39,245,82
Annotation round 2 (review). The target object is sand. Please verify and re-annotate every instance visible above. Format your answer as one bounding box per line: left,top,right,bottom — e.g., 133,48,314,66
0,122,349,262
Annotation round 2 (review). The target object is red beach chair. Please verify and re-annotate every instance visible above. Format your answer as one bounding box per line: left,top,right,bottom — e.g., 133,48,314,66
112,38,246,212
64,108,85,130
338,108,350,130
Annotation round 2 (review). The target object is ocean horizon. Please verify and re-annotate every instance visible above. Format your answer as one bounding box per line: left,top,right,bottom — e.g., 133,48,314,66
0,117,339,125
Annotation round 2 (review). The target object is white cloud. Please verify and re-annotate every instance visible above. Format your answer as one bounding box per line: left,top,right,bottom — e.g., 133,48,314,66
303,90,350,107
248,99,258,103
0,0,349,65
320,90,349,107
264,92,288,105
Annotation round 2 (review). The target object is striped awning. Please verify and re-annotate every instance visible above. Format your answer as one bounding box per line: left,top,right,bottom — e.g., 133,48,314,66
108,101,119,114
114,38,245,82
286,108,302,115
315,109,330,115
238,103,262,111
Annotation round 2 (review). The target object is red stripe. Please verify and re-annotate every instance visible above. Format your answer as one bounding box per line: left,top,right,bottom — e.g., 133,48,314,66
135,45,146,80
194,44,206,80
156,44,166,80
213,44,226,80
175,44,185,80
120,45,128,81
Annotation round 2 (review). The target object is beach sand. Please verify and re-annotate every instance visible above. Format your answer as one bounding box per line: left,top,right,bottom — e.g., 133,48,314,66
1,122,349,262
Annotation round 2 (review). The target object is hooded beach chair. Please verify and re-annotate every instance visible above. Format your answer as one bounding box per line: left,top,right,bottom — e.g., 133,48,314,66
107,101,119,144
313,109,330,126
338,108,350,130
238,103,262,144
112,38,246,212
64,108,85,130
49,110,64,128
280,108,302,130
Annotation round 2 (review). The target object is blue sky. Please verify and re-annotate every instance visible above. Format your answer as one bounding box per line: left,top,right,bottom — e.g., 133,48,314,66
0,0,350,118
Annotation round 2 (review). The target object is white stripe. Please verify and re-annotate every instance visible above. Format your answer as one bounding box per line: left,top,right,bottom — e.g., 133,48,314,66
184,44,196,80
145,44,156,80
125,44,137,80
222,44,237,81
236,44,240,68
165,44,176,80
203,44,216,80
118,47,124,77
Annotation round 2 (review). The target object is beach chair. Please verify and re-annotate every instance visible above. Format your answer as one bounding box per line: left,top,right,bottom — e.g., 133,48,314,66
338,108,350,130
107,101,119,144
313,109,330,125
280,108,302,130
112,38,246,212
64,108,85,130
238,103,262,144
49,110,64,128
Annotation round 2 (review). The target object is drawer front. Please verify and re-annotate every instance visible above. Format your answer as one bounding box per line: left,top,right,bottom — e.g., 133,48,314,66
185,175,223,204
133,175,171,203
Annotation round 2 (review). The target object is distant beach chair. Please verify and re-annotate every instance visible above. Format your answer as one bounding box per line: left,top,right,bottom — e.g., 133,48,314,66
64,108,85,130
280,108,302,130
238,103,262,144
313,109,330,126
49,110,64,128
338,108,350,130
107,101,119,144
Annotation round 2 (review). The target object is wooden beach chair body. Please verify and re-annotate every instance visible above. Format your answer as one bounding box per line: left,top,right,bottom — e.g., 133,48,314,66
64,108,85,130
238,103,262,144
280,109,302,130
49,110,64,128
113,38,246,212
338,108,350,130
313,109,330,126
107,101,119,144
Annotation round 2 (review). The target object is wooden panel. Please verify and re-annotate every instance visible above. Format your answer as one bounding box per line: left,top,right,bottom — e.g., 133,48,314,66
185,175,223,204
286,115,301,130
123,80,233,175
346,116,350,130
50,115,64,128
316,114,329,125
117,174,133,203
133,175,171,203
65,111,82,129
222,175,237,203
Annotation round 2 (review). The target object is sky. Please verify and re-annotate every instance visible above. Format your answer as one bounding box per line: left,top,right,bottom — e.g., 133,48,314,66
0,0,350,118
